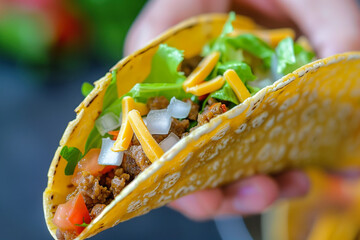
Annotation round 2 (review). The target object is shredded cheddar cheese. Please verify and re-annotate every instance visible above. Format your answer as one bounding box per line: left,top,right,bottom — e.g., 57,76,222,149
224,69,251,102
186,76,225,96
134,102,149,116
182,51,220,89
112,97,135,152
127,110,164,162
229,28,295,47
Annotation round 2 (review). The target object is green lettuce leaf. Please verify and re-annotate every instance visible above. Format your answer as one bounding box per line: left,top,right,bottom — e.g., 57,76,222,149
220,11,236,38
217,61,256,82
144,44,185,84
81,82,94,97
101,83,192,116
275,38,315,75
227,34,274,67
60,146,83,175
84,127,103,155
202,12,237,62
210,81,239,105
275,37,296,74
205,61,255,106
102,70,118,110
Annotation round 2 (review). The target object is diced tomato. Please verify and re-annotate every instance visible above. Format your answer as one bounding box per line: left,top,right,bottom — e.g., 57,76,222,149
108,130,119,140
100,165,117,174
71,148,118,185
53,193,91,235
221,104,227,112
198,94,209,101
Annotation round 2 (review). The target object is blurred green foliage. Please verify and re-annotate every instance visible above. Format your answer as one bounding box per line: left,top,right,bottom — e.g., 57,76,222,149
73,0,147,62
0,0,147,68
0,12,53,64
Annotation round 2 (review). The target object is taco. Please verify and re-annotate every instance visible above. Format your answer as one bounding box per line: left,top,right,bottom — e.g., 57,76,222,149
43,12,360,240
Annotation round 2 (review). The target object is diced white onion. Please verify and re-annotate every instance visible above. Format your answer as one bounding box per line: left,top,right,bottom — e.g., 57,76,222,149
146,109,172,134
167,97,191,119
95,112,121,136
159,132,180,152
98,138,123,166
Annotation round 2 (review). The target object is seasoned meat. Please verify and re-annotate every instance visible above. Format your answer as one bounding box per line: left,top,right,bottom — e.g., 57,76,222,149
110,168,130,196
207,97,218,106
180,55,203,76
126,145,151,171
69,172,111,209
90,204,106,220
184,99,199,121
147,96,169,110
170,118,189,137
99,170,115,189
198,99,227,126
56,229,77,240
121,154,142,178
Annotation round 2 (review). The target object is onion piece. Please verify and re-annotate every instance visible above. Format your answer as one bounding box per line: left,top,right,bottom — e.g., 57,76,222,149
159,132,180,152
167,97,191,119
95,112,121,136
146,109,172,134
98,138,123,166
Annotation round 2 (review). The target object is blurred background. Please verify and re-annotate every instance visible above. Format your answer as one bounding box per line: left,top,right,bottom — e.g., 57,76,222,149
1,0,360,240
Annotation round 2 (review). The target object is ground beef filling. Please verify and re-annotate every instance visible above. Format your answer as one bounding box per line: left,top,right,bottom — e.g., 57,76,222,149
56,229,77,240
197,98,227,126
58,97,230,240
180,55,203,76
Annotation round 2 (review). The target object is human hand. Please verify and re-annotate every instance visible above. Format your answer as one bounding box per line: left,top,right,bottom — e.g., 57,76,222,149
124,0,360,220
168,170,309,219
125,0,360,58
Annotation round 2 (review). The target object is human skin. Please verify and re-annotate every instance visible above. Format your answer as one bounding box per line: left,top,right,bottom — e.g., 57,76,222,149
125,0,360,220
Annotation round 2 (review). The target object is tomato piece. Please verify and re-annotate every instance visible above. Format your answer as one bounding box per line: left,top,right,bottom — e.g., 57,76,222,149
108,130,119,140
53,193,91,235
100,165,117,174
198,94,209,101
221,104,227,112
72,149,103,185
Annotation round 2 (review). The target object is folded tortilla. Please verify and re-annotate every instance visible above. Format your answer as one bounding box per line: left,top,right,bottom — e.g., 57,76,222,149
43,13,360,239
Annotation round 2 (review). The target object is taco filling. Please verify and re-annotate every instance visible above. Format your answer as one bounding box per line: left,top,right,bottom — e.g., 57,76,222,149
53,13,315,240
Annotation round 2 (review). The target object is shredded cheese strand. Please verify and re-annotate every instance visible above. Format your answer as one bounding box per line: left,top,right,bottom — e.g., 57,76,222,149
134,102,149,116
182,51,220,89
229,28,295,47
128,110,164,162
186,76,225,96
112,97,135,152
224,69,251,103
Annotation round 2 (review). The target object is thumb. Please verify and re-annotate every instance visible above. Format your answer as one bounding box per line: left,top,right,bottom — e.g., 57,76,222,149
124,0,230,56
276,0,360,57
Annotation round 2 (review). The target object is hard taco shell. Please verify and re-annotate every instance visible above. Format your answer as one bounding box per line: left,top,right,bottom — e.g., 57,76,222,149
43,13,360,239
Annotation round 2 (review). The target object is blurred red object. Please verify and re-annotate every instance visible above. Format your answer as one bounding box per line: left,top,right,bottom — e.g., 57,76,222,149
4,0,84,47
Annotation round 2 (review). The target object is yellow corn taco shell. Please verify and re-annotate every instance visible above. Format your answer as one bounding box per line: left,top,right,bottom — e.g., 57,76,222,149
43,13,360,239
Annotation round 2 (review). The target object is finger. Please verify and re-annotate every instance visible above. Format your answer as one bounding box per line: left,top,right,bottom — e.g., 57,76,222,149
275,0,360,57
274,169,310,198
216,175,279,215
124,0,230,55
169,175,279,220
231,0,294,28
168,188,224,220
